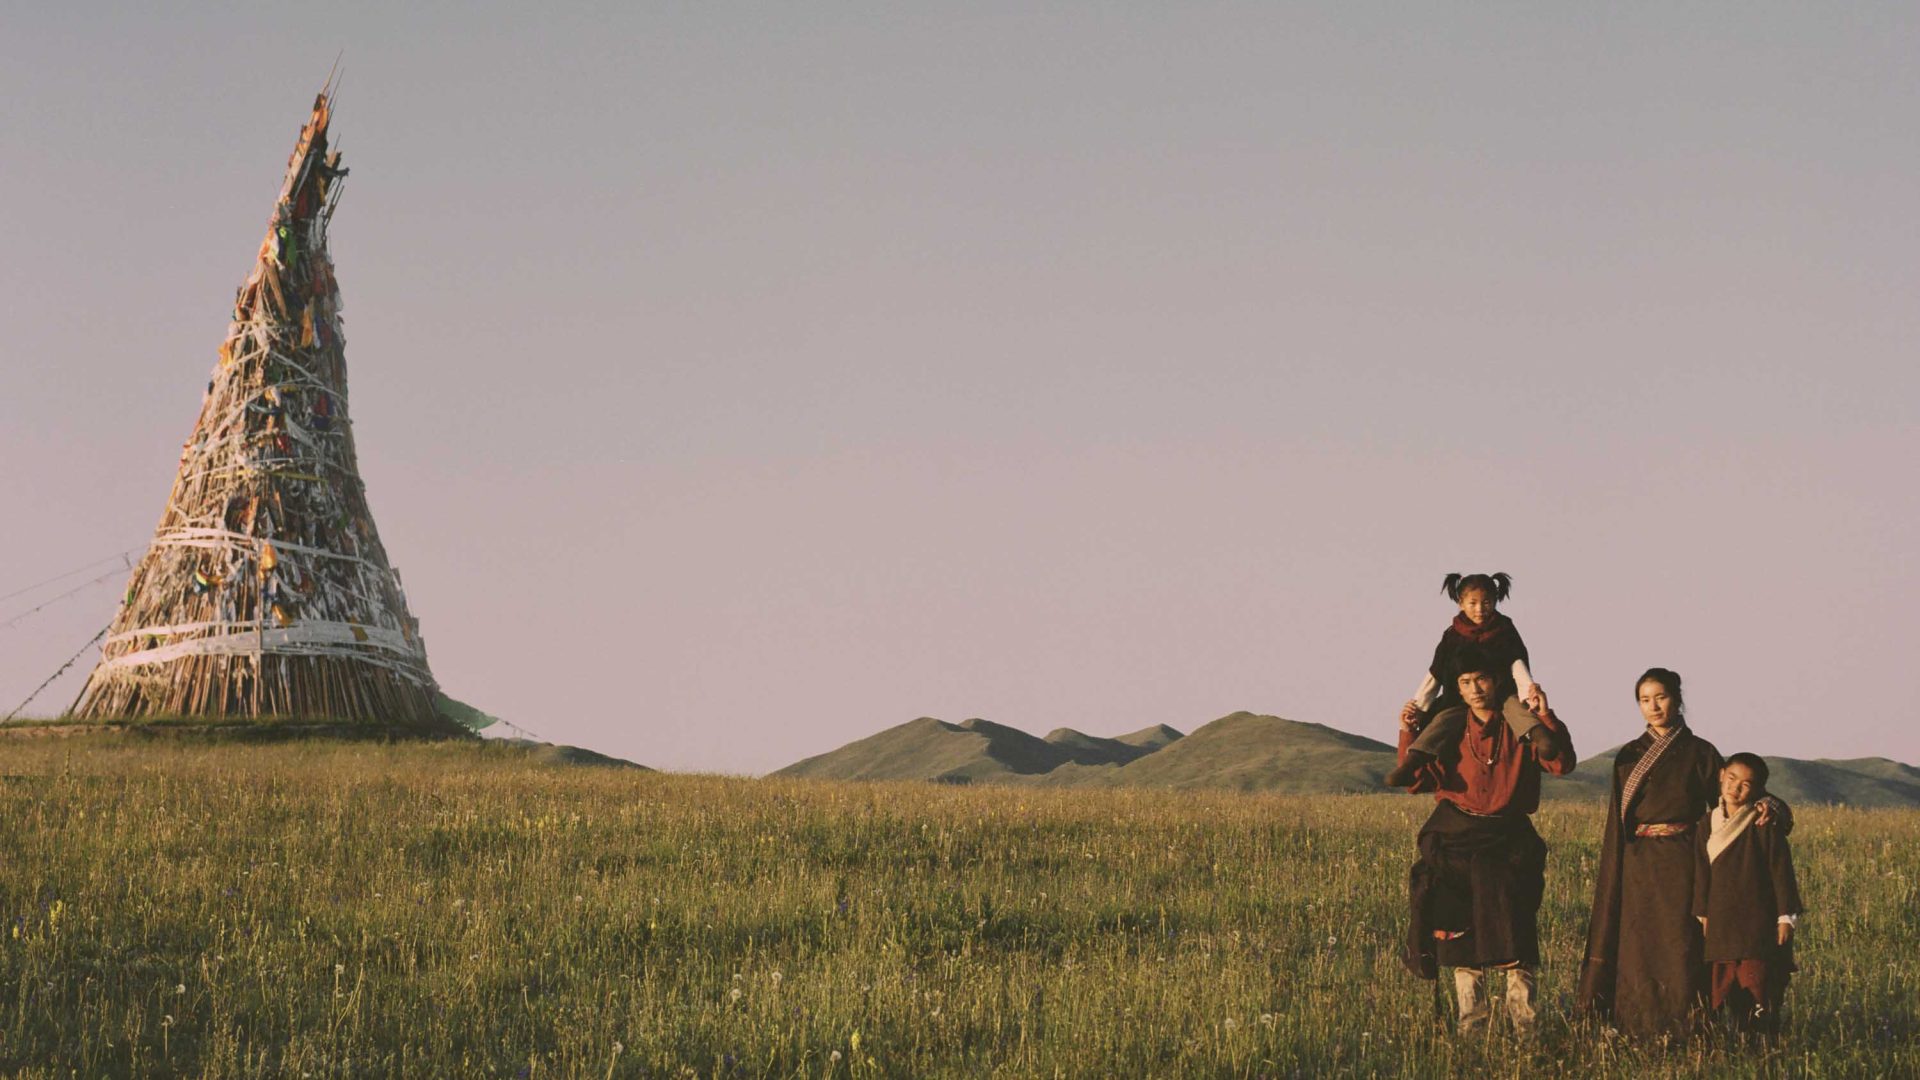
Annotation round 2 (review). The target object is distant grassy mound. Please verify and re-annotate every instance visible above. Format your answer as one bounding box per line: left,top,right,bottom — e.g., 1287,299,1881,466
1541,745,1618,800
1042,727,1166,767
776,711,1403,794
1068,711,1398,794
1113,723,1184,751
774,717,1156,783
1755,757,1920,808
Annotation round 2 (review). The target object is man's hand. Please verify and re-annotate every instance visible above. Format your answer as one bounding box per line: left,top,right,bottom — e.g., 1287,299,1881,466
1755,796,1779,827
1399,701,1424,730
1777,922,1794,947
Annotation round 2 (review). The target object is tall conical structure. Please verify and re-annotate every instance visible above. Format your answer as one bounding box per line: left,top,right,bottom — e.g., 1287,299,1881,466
73,91,439,723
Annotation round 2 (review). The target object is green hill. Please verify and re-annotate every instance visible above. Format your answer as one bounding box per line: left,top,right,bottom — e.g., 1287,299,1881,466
774,711,1398,794
1114,723,1185,751
1760,757,1920,808
1540,744,1617,800
1066,712,1398,794
774,717,1153,783
779,717,1920,806
1042,727,1166,767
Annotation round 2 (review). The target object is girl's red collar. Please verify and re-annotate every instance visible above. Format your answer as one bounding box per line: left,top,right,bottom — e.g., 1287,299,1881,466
1451,611,1513,642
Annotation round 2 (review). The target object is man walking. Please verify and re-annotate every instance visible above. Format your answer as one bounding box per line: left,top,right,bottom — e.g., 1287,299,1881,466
1395,645,1577,1034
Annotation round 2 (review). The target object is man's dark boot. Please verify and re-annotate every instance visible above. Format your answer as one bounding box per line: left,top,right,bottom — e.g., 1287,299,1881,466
1385,750,1433,788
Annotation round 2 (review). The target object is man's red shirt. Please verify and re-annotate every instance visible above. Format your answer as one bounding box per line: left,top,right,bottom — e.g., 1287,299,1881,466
1396,707,1576,816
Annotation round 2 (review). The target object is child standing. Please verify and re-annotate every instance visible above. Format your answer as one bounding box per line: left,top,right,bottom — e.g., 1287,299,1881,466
1694,752,1803,1037
1387,573,1545,788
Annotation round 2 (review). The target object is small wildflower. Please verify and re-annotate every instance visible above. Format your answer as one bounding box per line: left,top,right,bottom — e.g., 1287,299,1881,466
612,1042,623,1055
573,895,583,903
729,987,742,1002
334,964,345,976
830,1050,842,1063
1223,1017,1238,1031
770,971,783,986
1260,1013,1275,1027
175,983,186,995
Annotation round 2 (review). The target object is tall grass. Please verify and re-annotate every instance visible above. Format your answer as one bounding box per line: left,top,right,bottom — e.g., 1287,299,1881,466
0,737,1913,1077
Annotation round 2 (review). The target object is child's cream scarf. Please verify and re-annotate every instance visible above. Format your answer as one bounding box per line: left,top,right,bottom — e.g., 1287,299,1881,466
1706,802,1757,863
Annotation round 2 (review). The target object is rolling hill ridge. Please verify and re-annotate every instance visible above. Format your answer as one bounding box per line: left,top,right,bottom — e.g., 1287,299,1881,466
773,717,1183,784
777,713,1920,807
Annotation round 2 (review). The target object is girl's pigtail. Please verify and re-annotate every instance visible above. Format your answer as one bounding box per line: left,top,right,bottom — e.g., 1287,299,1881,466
1490,572,1512,601
1441,573,1464,602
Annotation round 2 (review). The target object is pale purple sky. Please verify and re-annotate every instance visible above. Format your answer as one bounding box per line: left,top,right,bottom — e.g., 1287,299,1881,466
3,5,1915,773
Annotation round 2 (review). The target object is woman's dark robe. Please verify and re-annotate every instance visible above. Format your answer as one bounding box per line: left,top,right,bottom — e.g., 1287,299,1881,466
1576,725,1724,1038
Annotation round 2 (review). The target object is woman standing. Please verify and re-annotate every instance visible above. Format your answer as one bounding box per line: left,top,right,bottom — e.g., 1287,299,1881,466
1575,668,1786,1038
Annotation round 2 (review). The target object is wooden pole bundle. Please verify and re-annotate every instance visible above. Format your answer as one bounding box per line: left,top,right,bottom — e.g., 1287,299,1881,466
71,88,441,726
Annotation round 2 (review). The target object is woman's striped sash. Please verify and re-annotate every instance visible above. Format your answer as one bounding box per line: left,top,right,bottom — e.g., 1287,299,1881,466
1618,726,1678,822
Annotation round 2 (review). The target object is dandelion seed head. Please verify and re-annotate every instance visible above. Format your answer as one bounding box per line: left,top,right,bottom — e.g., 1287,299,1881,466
175,983,186,995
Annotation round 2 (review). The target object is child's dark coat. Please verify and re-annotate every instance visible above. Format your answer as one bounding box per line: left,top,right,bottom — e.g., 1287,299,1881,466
1692,808,1802,963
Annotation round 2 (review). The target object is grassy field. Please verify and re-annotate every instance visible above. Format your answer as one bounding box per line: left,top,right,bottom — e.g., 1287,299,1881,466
0,737,1914,1078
